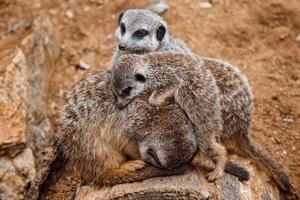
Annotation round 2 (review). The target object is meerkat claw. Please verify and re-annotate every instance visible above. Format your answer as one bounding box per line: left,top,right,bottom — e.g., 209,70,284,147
206,169,224,182
120,160,147,173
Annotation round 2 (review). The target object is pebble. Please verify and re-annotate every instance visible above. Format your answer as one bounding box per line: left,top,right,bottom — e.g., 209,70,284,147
77,60,91,70
282,117,294,123
296,34,300,42
7,22,22,33
199,2,213,9
151,1,169,14
282,150,287,155
65,10,74,19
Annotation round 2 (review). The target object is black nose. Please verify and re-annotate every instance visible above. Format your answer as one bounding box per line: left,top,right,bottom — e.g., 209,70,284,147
119,44,126,51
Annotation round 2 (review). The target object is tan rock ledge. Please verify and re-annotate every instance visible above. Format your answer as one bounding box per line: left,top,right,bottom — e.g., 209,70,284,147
75,159,280,200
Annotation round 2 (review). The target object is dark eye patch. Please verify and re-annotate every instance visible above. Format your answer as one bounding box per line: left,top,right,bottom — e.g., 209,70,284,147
133,29,149,38
134,73,146,82
120,23,126,35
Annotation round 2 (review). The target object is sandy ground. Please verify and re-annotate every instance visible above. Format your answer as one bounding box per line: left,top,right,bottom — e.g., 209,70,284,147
1,0,300,199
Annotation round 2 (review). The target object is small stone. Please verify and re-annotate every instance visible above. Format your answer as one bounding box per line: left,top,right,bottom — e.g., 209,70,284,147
65,10,74,19
282,117,294,123
7,22,22,34
77,60,91,70
270,137,280,144
12,148,35,179
282,150,287,155
217,174,240,200
0,157,16,179
12,50,25,65
296,34,300,42
151,1,169,14
199,2,213,9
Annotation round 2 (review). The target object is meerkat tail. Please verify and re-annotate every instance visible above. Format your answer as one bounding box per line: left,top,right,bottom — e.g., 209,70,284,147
25,143,67,200
240,134,291,193
101,164,191,186
224,161,249,181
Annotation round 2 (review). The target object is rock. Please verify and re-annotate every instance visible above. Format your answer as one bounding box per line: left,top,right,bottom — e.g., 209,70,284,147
77,60,91,70
65,10,74,19
0,49,27,158
12,148,35,179
0,157,16,179
0,16,60,199
296,34,300,42
7,21,22,33
199,2,213,9
21,16,60,167
0,170,26,200
75,158,281,200
150,1,169,14
217,174,240,200
75,171,209,200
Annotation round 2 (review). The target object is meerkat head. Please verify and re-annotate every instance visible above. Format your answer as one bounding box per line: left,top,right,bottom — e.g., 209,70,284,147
111,54,149,108
125,97,198,169
115,9,168,54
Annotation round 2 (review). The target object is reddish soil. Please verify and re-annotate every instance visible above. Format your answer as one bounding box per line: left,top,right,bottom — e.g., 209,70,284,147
1,0,299,198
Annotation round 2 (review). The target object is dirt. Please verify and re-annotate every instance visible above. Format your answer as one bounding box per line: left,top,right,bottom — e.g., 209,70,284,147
1,0,299,199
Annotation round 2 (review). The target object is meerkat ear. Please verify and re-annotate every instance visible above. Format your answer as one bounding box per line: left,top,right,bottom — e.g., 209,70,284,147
156,25,166,41
149,89,175,107
117,12,124,25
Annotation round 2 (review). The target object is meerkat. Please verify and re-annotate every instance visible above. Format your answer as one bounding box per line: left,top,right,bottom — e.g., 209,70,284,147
27,70,249,200
111,52,293,194
26,70,190,200
112,52,227,182
112,9,293,194
112,9,201,69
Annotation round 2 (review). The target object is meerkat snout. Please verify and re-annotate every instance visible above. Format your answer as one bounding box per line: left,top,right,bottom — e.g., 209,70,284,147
119,43,126,51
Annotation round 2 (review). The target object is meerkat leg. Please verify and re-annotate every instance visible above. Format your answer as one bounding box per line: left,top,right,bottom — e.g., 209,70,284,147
192,151,249,181
205,140,226,182
100,160,189,186
99,160,146,185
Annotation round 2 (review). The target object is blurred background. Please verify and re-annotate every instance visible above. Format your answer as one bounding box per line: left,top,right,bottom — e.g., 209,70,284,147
0,0,299,199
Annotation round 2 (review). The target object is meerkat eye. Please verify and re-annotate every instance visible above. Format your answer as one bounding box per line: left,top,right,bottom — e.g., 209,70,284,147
121,87,132,97
133,29,149,38
120,23,126,35
134,73,146,83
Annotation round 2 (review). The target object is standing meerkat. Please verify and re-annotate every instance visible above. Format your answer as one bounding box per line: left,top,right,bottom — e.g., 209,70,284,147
111,52,293,194
112,52,227,182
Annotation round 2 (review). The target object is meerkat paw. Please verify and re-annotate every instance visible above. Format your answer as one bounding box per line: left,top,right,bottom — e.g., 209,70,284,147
206,168,224,182
100,160,147,186
120,160,146,173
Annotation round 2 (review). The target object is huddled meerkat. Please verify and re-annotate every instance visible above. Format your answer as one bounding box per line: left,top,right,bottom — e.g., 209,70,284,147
27,70,249,200
111,52,292,194
112,52,227,182
112,8,293,194
26,70,189,200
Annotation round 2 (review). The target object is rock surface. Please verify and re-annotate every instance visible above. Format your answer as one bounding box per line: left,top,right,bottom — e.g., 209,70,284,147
0,16,60,199
75,160,280,200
